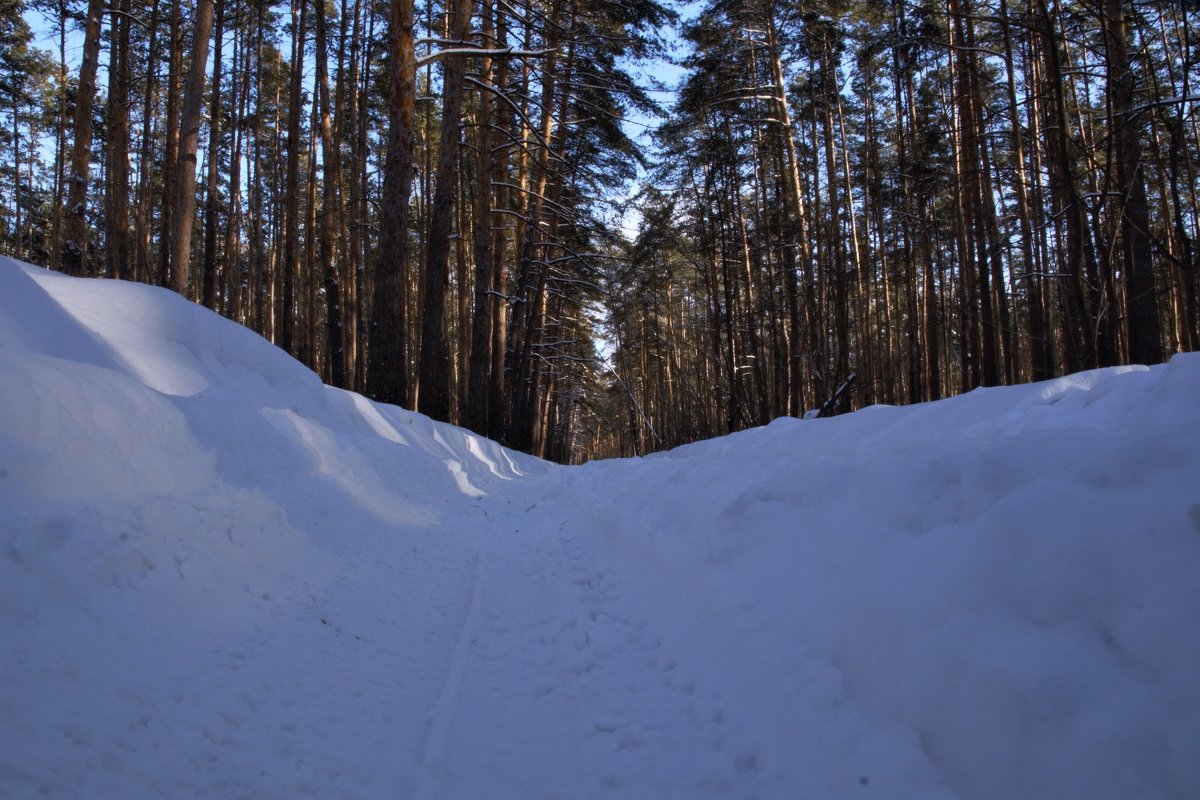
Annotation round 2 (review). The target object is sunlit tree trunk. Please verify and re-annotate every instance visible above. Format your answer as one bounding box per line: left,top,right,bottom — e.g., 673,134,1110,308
61,0,104,277
169,0,217,298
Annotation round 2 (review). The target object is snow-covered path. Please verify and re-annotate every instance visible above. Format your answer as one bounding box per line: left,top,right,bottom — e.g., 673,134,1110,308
3,258,1199,799
415,484,749,800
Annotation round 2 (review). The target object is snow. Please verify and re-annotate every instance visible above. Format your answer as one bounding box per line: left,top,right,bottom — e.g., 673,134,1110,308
1,255,1198,799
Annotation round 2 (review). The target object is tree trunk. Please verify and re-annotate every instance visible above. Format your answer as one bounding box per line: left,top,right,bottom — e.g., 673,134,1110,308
133,0,160,285
366,0,417,406
280,0,307,354
159,0,184,287
316,0,347,387
225,19,249,322
49,0,69,269
1106,0,1163,364
464,2,496,434
418,0,473,421
169,0,217,298
60,0,105,277
107,0,133,280
766,9,812,415
1037,0,1094,371
505,0,562,448
201,0,226,309
1000,0,1050,379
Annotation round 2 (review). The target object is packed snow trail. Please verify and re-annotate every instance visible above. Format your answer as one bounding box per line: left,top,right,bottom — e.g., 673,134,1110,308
413,516,485,800
3,259,1199,799
411,485,767,800
407,472,957,799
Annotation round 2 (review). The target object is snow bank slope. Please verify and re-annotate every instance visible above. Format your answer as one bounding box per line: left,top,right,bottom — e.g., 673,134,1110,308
0,258,538,499
2,256,1198,800
0,259,542,798
559,353,1200,799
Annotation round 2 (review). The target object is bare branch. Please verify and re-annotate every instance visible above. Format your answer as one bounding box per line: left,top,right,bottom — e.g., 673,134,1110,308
417,45,556,69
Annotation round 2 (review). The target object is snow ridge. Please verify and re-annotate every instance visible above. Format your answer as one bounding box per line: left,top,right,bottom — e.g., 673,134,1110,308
2,258,1198,800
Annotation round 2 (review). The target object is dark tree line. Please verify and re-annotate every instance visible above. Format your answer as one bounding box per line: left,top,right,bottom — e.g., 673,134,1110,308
595,0,1200,457
1,0,1197,462
1,0,668,461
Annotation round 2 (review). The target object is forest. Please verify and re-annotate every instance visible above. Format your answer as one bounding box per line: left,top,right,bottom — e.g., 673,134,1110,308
0,0,1197,462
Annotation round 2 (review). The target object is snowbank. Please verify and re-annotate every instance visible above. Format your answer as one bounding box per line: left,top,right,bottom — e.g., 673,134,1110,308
2,256,1197,799
0,259,542,798
559,355,1200,798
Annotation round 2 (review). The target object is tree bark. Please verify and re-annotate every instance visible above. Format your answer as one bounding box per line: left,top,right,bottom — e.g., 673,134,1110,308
159,0,184,287
464,0,496,434
418,0,473,421
169,0,217,298
280,0,307,354
201,0,226,309
366,0,417,406
1106,0,1163,364
316,0,347,387
1037,0,1094,371
60,0,105,277
133,0,160,284
103,0,132,280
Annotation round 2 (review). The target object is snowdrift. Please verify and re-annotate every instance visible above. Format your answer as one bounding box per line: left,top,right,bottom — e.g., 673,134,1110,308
2,256,1198,799
0,259,543,797
559,357,1200,798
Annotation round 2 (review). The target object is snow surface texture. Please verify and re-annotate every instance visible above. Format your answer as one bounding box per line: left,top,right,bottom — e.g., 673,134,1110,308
1,256,1198,800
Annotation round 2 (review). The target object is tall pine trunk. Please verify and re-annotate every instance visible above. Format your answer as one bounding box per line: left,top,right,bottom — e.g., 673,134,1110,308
169,0,217,297
418,0,473,421
105,0,132,280
316,0,347,387
464,0,496,434
201,0,226,310
279,0,307,354
366,0,416,406
1105,0,1163,364
61,0,105,277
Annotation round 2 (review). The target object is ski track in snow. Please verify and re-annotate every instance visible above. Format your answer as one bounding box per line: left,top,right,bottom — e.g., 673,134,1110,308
4,260,1199,800
411,489,755,800
414,528,485,800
